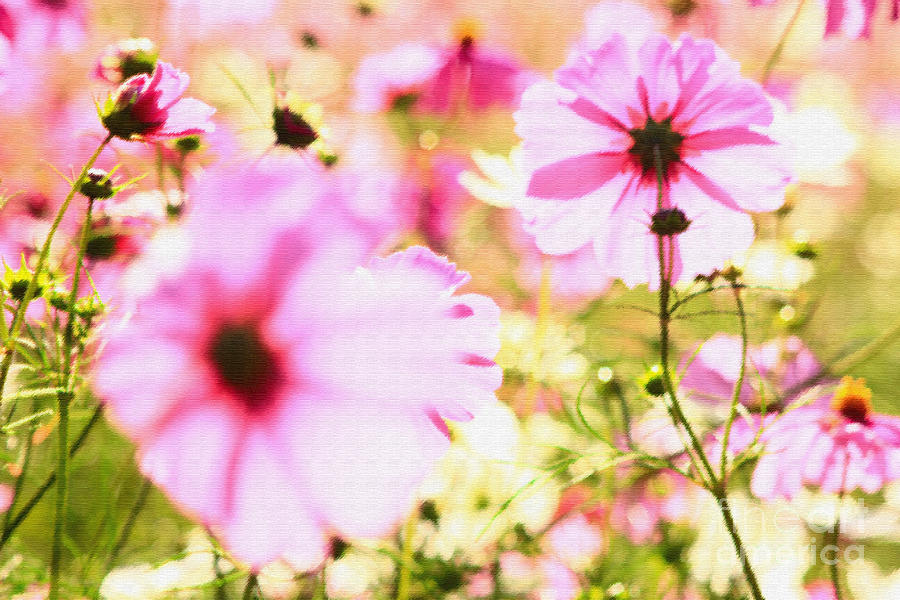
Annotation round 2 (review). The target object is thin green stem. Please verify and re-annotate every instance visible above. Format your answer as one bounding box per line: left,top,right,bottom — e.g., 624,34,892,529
3,415,35,533
830,493,845,600
396,510,417,600
652,147,765,600
720,284,748,481
50,180,100,599
104,477,152,573
48,390,72,600
0,134,112,405
242,573,259,600
0,403,103,550
760,0,808,84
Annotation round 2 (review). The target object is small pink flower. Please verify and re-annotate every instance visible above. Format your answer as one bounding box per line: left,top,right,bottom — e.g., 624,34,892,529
610,469,692,543
100,61,215,142
514,32,790,287
354,21,531,115
94,157,501,568
752,377,900,500
679,334,824,409
805,581,838,600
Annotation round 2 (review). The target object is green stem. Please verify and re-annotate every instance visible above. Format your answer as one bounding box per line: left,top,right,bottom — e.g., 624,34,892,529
760,0,808,84
48,390,72,600
242,573,259,600
0,134,112,405
0,404,103,550
104,477,152,573
396,510,417,600
830,495,845,600
720,284,748,481
50,176,100,599
3,414,35,533
652,147,765,600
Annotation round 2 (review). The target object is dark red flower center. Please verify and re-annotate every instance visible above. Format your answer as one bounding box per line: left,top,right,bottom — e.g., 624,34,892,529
37,0,68,10
209,324,282,412
272,107,318,149
836,395,871,424
628,116,684,176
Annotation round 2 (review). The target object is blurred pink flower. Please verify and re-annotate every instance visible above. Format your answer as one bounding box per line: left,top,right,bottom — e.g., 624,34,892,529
679,334,824,409
94,37,158,84
753,0,897,38
752,377,900,500
354,23,532,115
0,483,12,513
514,32,790,287
100,61,215,142
94,157,501,568
805,581,838,599
610,470,692,543
5,0,87,52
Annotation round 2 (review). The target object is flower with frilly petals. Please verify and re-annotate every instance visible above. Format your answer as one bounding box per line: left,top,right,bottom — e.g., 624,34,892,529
514,31,791,287
100,61,215,142
752,377,900,500
94,157,501,568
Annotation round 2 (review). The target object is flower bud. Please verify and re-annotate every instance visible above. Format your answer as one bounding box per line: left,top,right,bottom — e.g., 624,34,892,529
640,365,666,397
272,106,318,149
79,169,115,200
96,38,158,85
650,208,691,236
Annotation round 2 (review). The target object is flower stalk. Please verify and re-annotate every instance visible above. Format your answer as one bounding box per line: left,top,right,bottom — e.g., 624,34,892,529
652,146,766,600
0,133,112,406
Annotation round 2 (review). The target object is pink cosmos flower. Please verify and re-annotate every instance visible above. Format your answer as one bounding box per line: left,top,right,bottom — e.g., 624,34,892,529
514,32,790,287
752,377,900,500
679,334,824,409
100,61,215,142
354,21,532,115
94,156,501,569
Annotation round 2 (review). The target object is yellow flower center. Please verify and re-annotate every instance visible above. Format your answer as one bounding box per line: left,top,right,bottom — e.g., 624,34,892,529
453,17,482,47
831,376,873,424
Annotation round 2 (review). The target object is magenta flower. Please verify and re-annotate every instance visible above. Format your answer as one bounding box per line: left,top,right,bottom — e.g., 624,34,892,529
514,33,790,286
752,377,900,500
5,0,87,52
94,157,501,568
354,21,532,115
100,61,215,142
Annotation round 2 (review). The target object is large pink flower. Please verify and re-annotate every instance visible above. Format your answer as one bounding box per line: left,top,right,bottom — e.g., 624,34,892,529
752,377,900,500
100,61,215,142
94,157,501,569
514,32,790,287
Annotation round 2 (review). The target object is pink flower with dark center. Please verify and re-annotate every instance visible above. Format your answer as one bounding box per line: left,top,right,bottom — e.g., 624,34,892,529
752,377,900,500
514,32,790,287
354,20,532,115
100,61,215,142
94,156,501,568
